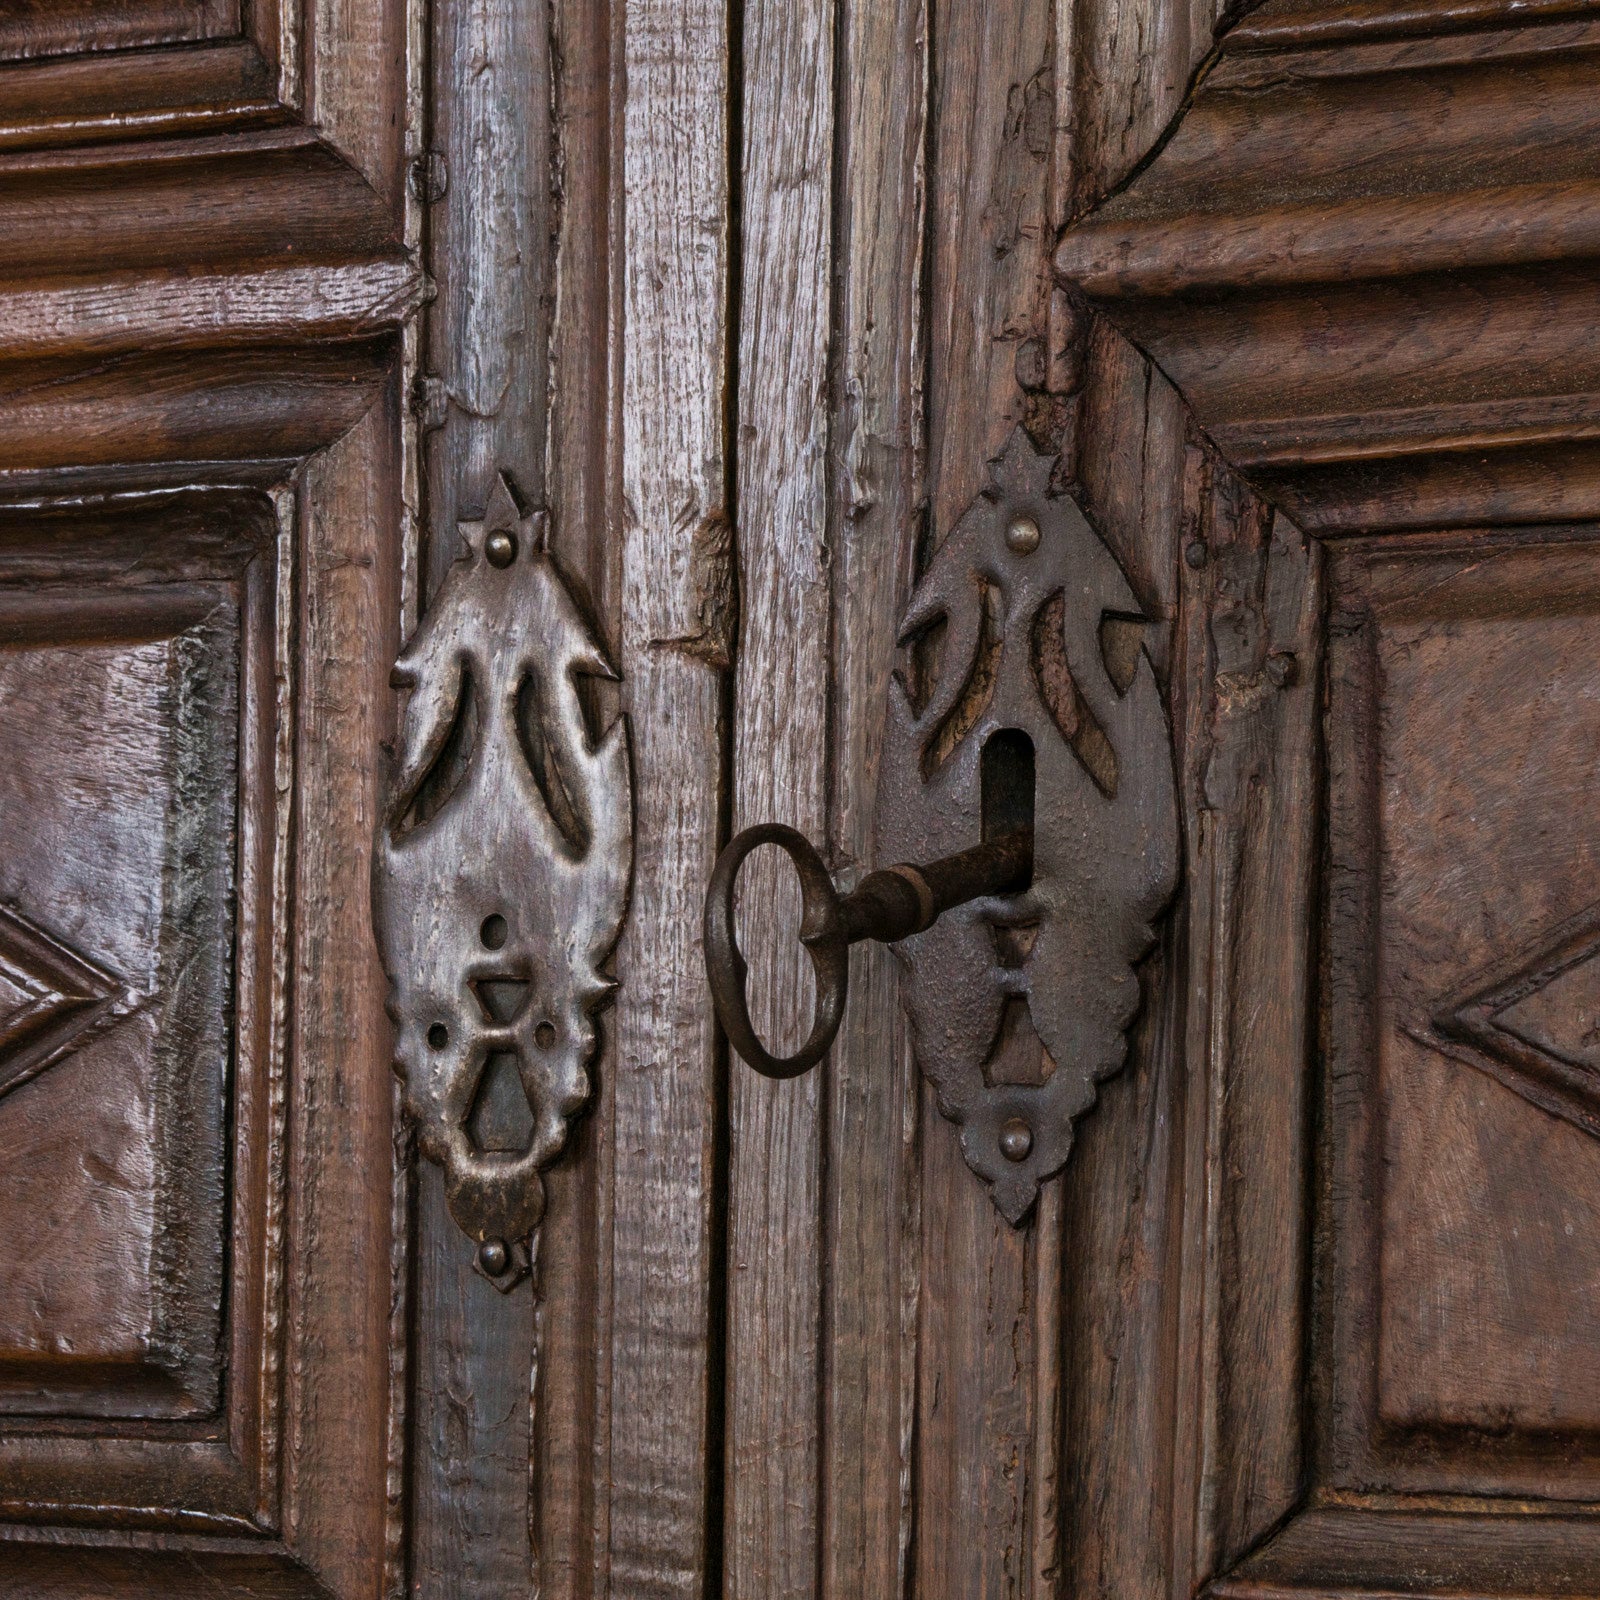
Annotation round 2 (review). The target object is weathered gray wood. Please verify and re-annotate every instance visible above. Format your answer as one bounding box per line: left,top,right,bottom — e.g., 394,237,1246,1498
536,0,618,1587
606,0,732,1592
404,0,555,1586
819,0,926,1588
724,0,833,1588
927,0,1056,535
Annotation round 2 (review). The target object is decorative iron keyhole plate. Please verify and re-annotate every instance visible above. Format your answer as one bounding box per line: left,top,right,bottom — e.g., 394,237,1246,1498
373,474,633,1289
878,428,1179,1222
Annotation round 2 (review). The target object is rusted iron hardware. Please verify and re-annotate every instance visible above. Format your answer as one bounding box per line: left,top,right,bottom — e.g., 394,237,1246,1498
704,427,1178,1223
704,824,1033,1079
373,473,633,1291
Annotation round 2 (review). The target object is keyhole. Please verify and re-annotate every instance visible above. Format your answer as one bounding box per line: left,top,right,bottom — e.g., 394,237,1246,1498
981,728,1035,885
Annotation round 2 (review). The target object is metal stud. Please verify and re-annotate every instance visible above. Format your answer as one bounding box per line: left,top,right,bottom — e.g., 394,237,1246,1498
1005,513,1041,555
998,1117,1033,1162
478,1238,509,1276
485,529,517,568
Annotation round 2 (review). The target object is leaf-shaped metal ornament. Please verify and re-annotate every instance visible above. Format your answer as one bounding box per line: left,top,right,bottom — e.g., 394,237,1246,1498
373,473,633,1289
878,427,1178,1223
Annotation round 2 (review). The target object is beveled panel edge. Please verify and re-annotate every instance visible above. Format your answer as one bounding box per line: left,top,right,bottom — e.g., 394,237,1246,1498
1209,1504,1600,1600
1054,2,1600,531
0,1528,337,1599
0,486,295,1535
0,0,299,147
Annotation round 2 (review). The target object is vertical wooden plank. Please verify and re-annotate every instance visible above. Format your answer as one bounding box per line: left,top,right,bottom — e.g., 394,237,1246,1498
291,15,414,1596
1065,0,1221,213
287,395,405,1600
1169,484,1320,1590
406,0,554,1589
1060,327,1191,1600
536,0,619,1592
915,2,1061,1595
820,0,926,1589
309,0,411,212
724,0,833,1589
420,0,552,590
607,0,732,1592
927,0,1055,535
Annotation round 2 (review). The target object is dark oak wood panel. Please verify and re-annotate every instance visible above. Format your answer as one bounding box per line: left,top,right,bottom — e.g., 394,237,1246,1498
0,563,240,1424
1056,0,1600,533
0,493,289,1533
1325,530,1600,1498
0,0,412,1588
0,0,239,64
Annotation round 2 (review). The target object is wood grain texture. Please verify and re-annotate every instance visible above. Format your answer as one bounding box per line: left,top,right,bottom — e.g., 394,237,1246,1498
1065,0,1222,213
1212,1506,1600,1600
533,0,618,1586
0,0,414,1589
0,1544,337,1599
818,0,926,1589
0,43,284,152
1322,529,1600,1502
284,398,405,1598
1057,324,1188,1600
405,0,554,1583
0,496,289,1533
0,0,238,63
927,0,1056,533
606,0,732,1592
724,0,833,1588
912,1,1068,1592
1175,480,1319,1586
1055,0,1600,530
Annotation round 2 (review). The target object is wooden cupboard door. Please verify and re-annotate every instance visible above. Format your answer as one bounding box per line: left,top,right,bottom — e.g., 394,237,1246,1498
11,0,1600,1595
1052,3,1600,1597
0,1,414,1592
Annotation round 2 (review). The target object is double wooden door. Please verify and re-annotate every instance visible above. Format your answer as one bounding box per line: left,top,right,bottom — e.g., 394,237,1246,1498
3,0,1599,1595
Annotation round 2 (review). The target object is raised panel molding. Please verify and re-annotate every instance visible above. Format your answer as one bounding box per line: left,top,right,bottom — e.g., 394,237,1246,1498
1055,0,1600,532
0,0,422,487
0,493,288,1515
0,0,416,1578
1056,5,1600,1598
0,901,134,1102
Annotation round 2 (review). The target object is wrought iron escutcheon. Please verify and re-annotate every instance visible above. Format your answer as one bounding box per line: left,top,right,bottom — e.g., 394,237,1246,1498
373,473,633,1290
705,428,1178,1221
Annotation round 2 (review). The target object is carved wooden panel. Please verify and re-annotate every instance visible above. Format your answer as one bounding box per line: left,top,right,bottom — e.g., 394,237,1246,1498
0,0,239,63
1325,530,1600,1484
0,493,290,1526
0,571,236,1423
1051,7,1600,1597
0,0,411,1579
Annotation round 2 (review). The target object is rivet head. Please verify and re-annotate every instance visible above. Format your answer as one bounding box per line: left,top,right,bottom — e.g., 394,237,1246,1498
1184,539,1209,570
485,529,517,568
998,1117,1033,1163
478,1238,509,1276
1005,513,1041,555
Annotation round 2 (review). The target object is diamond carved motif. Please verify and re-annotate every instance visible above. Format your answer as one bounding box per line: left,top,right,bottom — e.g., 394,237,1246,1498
1427,901,1600,1142
0,901,133,1103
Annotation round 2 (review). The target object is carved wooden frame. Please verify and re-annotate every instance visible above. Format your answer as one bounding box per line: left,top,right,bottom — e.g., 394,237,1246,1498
0,0,420,1589
1056,0,1600,1592
0,491,295,1533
